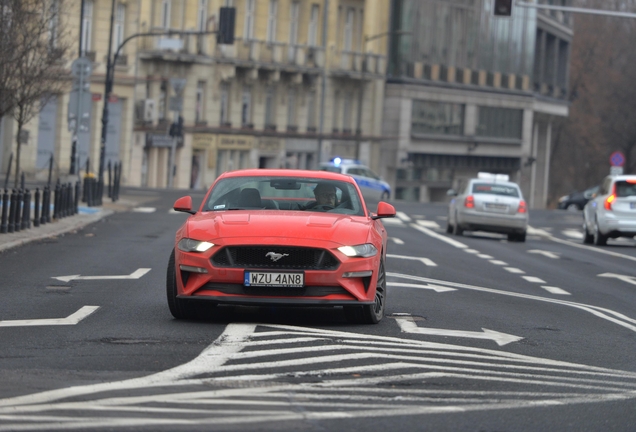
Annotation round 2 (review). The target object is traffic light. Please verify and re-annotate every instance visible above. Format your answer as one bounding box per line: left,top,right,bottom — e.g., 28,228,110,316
217,7,236,45
494,0,513,16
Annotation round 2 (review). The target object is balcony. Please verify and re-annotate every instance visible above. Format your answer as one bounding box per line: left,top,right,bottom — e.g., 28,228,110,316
215,38,325,71
333,50,386,76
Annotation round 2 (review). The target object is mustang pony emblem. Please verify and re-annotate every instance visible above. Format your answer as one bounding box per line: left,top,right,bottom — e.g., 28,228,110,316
266,252,289,262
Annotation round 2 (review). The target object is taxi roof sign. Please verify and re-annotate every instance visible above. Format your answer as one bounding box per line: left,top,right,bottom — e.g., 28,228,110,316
478,172,509,182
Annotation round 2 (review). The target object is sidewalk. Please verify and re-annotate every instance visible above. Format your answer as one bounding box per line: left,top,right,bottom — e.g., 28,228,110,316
0,195,143,254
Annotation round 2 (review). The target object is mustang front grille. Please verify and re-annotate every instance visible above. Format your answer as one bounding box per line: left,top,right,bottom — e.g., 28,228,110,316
211,246,340,270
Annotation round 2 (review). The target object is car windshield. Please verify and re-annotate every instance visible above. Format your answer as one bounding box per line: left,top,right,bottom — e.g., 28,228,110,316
203,176,365,216
615,181,636,198
472,183,520,197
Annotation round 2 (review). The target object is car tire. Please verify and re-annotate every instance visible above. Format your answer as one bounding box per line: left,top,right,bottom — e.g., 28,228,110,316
518,231,526,242
167,249,195,320
566,203,579,212
446,221,453,234
593,219,608,246
582,222,594,244
452,218,464,236
380,191,390,201
344,259,386,324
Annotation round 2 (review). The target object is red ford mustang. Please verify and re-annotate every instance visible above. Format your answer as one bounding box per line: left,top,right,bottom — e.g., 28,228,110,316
168,169,396,324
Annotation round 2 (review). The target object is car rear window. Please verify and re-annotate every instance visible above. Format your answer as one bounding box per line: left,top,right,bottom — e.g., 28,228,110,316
615,181,636,197
472,183,520,197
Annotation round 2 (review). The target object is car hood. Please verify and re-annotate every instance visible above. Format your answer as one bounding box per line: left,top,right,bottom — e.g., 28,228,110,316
185,211,372,246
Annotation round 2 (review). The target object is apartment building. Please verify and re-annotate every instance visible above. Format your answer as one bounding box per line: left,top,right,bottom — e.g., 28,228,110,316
383,0,571,208
135,0,390,190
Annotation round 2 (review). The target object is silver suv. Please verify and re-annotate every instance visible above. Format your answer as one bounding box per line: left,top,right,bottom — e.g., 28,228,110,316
583,175,636,245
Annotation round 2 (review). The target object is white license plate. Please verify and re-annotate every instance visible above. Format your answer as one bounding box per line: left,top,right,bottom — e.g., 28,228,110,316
484,203,509,212
244,271,304,288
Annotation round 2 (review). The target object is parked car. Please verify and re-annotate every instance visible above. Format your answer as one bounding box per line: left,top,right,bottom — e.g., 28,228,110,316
318,158,391,204
582,175,636,245
447,173,529,242
557,185,599,211
168,169,396,324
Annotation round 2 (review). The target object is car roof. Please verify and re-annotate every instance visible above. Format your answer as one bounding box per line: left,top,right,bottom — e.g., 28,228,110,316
469,178,520,188
218,168,357,184
609,175,636,181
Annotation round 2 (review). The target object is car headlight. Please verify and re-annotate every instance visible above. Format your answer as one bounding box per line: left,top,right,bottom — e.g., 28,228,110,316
558,195,569,203
338,244,378,258
178,238,215,253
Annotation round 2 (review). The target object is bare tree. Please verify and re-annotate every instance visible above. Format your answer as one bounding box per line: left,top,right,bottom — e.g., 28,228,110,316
1,0,70,187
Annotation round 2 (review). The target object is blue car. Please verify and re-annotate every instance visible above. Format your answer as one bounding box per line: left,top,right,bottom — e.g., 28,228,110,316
318,158,391,204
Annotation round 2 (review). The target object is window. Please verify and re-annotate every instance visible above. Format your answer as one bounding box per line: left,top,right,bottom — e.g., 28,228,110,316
307,90,316,129
113,3,126,51
244,0,255,40
220,83,230,125
287,88,297,127
289,1,300,45
266,0,277,43
476,107,523,139
197,0,208,31
80,0,93,55
344,8,354,51
195,81,206,123
342,92,352,132
241,86,252,126
411,100,464,136
158,81,168,121
161,0,171,29
48,0,60,49
265,86,276,127
308,4,319,46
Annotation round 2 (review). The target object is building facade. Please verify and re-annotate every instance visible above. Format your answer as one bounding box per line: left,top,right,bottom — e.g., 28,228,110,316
135,0,390,190
383,0,571,207
0,0,389,193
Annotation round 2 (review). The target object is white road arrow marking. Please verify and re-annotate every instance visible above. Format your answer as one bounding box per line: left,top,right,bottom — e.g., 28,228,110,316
562,229,583,239
52,268,151,283
396,211,412,222
394,315,523,346
132,207,156,213
389,237,404,245
387,254,437,267
528,249,560,259
387,282,456,293
598,273,636,286
0,306,99,327
415,220,441,229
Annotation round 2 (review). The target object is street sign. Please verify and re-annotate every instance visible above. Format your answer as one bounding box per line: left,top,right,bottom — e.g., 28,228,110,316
170,78,187,95
71,57,92,78
610,151,625,167
610,166,624,176
169,96,183,112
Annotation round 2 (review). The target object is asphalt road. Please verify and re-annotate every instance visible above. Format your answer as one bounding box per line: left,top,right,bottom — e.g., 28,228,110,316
0,190,635,431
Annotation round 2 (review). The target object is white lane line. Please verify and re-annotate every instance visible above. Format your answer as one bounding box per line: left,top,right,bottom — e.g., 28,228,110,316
389,238,404,245
132,207,156,213
387,272,636,332
387,254,437,267
416,220,441,229
489,260,508,266
0,306,99,327
410,224,468,249
542,286,571,295
504,267,526,274
464,249,480,254
396,212,412,222
382,218,404,225
528,250,560,259
529,225,636,263
522,276,547,284
562,229,583,239
477,254,494,259
598,273,636,286
387,282,456,293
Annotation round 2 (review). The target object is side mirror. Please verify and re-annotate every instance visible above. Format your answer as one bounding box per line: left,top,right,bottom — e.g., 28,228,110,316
174,196,196,214
447,189,457,196
372,201,396,219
